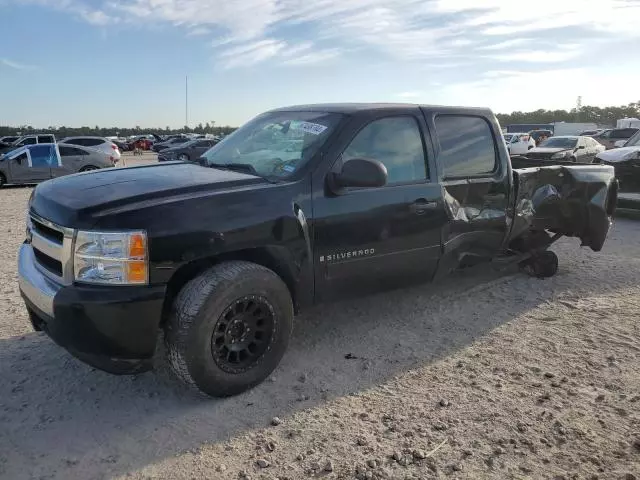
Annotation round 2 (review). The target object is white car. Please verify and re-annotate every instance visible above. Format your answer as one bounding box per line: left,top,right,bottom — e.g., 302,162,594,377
58,136,121,162
504,133,535,155
595,130,640,187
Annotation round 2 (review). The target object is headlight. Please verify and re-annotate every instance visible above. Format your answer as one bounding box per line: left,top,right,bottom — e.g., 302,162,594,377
551,151,571,159
74,230,148,285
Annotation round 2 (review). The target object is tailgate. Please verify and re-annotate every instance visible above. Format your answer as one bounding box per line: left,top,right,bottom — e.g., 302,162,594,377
510,165,617,251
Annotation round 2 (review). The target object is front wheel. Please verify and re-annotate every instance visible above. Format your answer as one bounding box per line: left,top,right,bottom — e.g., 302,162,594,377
165,261,293,397
0,173,5,188
178,153,190,162
80,165,99,172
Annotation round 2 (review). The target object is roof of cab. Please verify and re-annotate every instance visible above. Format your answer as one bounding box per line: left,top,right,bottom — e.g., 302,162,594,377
268,103,494,116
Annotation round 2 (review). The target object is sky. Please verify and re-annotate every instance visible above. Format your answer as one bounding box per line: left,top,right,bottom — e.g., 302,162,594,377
1,0,639,128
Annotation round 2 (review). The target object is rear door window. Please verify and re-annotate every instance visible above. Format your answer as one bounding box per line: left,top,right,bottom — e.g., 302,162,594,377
39,135,55,143
59,146,87,156
83,138,104,147
434,115,497,178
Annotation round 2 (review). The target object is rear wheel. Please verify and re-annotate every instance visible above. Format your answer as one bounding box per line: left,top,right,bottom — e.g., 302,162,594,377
80,165,99,172
165,261,293,397
178,153,190,162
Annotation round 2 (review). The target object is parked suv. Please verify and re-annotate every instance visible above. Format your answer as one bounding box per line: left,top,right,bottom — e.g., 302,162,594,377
592,128,639,149
59,136,121,162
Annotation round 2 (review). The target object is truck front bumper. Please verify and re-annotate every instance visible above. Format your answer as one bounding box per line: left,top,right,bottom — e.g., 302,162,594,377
18,243,166,374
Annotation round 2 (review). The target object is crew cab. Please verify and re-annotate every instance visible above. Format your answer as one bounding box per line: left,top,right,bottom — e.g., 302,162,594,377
18,104,617,397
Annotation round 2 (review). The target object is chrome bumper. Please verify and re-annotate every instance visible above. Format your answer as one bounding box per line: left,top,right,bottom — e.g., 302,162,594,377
18,243,61,318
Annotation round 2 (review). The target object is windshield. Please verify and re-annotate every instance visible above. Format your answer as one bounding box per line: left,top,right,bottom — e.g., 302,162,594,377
538,137,577,149
200,111,343,179
624,130,640,147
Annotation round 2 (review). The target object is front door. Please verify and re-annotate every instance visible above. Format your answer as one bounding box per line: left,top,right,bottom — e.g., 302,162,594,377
7,152,35,183
312,113,447,302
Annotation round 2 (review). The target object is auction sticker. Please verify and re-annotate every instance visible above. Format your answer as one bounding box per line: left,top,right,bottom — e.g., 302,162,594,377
292,121,328,135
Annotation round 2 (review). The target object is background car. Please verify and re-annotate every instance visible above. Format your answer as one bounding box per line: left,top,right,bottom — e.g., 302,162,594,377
152,136,195,152
58,136,121,162
596,129,640,190
0,143,113,186
0,135,19,147
579,129,606,137
0,134,56,155
528,129,554,145
525,135,605,163
158,138,219,162
591,128,639,149
504,132,535,155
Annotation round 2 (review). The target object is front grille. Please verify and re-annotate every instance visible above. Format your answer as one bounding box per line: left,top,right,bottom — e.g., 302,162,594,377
28,212,74,284
526,152,555,161
31,217,64,244
33,248,63,276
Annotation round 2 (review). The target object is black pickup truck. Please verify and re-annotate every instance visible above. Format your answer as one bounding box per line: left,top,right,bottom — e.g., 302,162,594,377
18,104,617,397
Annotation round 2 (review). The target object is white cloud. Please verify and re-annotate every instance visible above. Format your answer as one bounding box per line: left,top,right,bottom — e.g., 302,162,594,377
1,58,37,70
479,39,531,51
281,48,342,66
6,0,640,70
394,91,424,99
79,9,112,25
218,38,287,68
487,45,582,63
187,26,211,36
438,65,640,113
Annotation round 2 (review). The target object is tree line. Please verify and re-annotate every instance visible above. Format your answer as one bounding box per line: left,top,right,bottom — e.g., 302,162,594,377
0,122,237,138
495,102,640,126
2,102,639,138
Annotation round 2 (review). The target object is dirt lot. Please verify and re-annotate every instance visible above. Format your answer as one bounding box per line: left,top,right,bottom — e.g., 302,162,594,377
1,184,639,480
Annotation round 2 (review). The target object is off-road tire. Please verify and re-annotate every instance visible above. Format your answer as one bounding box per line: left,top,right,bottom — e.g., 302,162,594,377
165,261,293,397
521,250,558,278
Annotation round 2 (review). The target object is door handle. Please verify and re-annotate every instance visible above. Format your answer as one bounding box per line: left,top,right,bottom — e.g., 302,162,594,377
410,199,437,215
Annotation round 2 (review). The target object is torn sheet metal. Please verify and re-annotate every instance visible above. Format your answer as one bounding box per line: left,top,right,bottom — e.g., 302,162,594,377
510,165,617,252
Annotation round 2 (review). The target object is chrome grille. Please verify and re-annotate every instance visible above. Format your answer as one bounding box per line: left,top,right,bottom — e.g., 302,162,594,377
28,212,74,285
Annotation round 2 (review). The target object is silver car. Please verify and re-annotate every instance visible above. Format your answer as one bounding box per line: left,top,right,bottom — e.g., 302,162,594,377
0,143,114,187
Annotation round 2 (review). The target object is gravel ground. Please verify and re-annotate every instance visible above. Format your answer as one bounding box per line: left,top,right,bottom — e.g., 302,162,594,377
1,185,639,480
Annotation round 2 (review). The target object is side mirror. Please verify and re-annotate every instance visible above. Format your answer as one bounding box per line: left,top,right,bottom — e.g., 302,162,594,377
332,158,387,190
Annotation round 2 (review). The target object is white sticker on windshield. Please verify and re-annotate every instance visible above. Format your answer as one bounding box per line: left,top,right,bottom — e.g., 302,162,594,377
293,121,328,135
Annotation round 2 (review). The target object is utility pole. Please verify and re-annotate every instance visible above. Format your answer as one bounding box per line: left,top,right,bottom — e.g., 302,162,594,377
575,96,582,122
185,75,189,129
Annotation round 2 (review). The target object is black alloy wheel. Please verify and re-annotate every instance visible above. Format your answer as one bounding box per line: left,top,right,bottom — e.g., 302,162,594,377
211,295,275,374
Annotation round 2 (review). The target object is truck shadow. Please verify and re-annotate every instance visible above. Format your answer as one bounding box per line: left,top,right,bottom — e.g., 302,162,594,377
0,246,635,479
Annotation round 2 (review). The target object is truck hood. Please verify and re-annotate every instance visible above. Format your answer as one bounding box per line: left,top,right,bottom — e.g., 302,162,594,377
30,162,265,227
596,146,640,163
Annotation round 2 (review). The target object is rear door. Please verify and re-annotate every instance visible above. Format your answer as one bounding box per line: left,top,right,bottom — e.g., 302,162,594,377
56,145,86,176
424,111,510,276
311,110,447,301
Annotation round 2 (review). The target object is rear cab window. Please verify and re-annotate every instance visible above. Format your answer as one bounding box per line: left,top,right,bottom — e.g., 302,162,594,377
434,115,498,179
